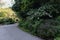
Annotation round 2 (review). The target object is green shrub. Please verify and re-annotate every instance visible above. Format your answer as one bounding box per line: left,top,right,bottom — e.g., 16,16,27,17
36,19,60,40
3,18,15,24
0,9,19,24
57,16,60,21
19,19,60,40
0,12,6,17
19,3,60,40
12,0,49,12
0,18,16,25
12,0,49,19
16,3,60,19
19,19,43,34
0,18,5,24
12,0,60,39
26,4,60,19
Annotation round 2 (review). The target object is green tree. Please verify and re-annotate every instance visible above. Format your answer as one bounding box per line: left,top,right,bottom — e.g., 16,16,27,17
12,0,49,18
12,0,60,40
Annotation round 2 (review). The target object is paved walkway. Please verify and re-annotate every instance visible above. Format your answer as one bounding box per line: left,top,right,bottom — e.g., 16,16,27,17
0,23,42,40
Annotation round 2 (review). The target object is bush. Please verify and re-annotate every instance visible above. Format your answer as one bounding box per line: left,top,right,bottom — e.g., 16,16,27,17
36,19,60,40
16,3,60,19
57,16,60,21
4,18,15,24
0,12,6,17
0,18,5,24
12,0,49,19
0,8,19,24
12,0,60,40
19,19,60,40
26,4,60,19
0,18,16,25
19,19,43,36
12,0,49,11
19,3,60,40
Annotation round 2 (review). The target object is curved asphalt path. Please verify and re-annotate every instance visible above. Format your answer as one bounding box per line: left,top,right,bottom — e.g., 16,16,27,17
0,23,42,40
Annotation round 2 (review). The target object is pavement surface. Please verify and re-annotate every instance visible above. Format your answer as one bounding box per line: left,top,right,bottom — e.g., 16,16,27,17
0,23,42,40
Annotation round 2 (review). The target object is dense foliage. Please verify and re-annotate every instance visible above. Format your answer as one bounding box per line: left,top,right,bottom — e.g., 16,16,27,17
12,0,60,40
0,8,19,24
13,0,49,11
12,0,49,18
